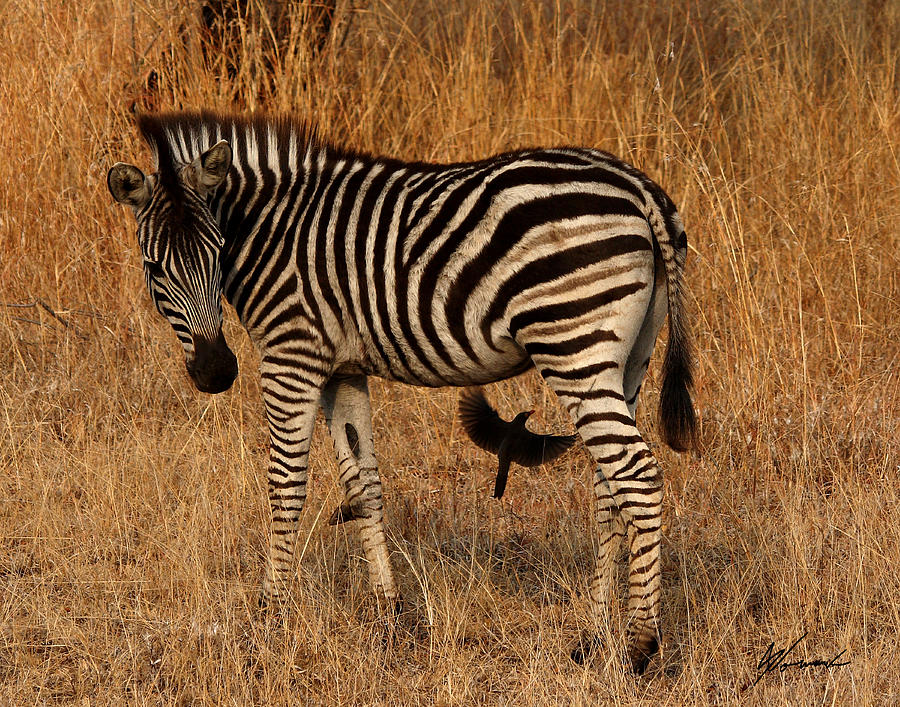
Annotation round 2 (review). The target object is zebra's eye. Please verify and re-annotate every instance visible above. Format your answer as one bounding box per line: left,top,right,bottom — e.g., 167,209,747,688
144,260,165,279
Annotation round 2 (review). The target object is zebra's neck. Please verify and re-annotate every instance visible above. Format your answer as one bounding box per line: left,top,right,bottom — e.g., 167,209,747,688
210,119,327,293
155,113,373,345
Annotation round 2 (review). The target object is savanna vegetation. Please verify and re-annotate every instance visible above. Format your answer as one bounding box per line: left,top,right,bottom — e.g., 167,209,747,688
1,0,898,703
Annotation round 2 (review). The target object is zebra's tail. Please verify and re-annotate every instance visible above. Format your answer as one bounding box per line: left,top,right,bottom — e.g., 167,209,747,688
648,196,697,452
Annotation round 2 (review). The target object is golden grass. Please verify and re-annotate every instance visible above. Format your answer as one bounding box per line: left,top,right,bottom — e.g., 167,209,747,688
1,0,899,703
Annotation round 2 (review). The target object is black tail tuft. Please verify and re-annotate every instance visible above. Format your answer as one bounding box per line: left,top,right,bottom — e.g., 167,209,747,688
659,317,696,452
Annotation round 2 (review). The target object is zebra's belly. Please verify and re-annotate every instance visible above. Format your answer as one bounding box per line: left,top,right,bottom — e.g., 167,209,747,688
438,348,534,387
366,339,533,388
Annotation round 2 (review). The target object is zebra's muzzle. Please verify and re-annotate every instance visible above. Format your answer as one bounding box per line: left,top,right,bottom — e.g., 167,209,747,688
186,331,238,394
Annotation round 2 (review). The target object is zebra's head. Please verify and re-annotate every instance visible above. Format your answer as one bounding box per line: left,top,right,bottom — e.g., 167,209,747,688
107,140,239,394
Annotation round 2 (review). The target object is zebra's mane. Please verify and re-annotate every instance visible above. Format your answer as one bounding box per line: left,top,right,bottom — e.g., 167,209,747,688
135,110,366,195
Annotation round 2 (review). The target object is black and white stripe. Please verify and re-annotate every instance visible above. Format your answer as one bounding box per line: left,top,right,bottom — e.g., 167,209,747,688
108,111,695,673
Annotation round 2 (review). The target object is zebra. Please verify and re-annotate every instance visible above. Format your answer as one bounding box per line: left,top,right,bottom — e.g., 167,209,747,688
107,111,695,673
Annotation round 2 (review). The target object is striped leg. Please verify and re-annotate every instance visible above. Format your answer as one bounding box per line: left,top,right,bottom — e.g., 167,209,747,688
259,365,325,605
321,375,398,605
591,479,626,620
555,380,663,672
618,451,663,674
604,259,668,669
514,245,664,671
570,470,628,664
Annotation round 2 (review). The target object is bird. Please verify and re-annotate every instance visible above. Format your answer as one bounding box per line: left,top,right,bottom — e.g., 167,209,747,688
458,387,577,499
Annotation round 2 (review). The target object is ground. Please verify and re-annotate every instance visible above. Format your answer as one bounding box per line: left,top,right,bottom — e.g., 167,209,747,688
1,0,898,704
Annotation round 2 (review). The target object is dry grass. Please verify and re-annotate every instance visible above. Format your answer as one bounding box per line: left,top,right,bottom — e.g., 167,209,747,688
1,0,899,703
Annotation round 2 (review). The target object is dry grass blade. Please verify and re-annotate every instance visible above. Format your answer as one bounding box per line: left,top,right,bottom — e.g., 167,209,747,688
0,0,898,703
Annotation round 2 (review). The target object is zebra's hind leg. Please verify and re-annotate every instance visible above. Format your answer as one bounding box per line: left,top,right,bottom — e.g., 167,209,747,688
321,375,399,607
571,479,626,664
547,373,664,674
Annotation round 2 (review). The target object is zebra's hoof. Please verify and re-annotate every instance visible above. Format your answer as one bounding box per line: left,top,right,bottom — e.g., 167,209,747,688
257,593,288,618
627,633,660,675
328,502,359,525
372,594,403,617
257,582,284,611
570,632,659,674
570,634,601,665
390,597,404,618
375,597,407,648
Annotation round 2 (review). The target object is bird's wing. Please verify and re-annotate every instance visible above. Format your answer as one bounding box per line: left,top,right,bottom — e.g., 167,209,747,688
510,432,578,467
458,387,509,454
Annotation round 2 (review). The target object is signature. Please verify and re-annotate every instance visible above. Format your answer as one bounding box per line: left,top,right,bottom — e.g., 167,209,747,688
747,632,850,689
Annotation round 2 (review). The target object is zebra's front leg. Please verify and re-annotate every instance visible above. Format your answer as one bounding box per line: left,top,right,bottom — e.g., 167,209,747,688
258,371,323,605
321,375,399,606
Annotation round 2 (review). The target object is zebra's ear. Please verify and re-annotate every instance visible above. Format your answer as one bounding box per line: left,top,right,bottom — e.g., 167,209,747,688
193,140,232,190
108,163,151,209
